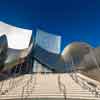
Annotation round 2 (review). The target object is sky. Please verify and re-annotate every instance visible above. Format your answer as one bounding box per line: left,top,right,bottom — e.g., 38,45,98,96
0,0,99,51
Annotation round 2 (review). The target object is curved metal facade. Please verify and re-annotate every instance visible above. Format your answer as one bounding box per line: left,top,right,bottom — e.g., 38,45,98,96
33,29,66,72
36,29,61,54
0,22,33,72
0,21,32,49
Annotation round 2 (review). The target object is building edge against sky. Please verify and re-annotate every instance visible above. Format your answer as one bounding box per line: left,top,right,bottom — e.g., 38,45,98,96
0,21,100,84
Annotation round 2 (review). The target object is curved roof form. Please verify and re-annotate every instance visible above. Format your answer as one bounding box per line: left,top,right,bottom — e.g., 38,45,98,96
61,42,91,67
0,21,32,49
61,42,100,82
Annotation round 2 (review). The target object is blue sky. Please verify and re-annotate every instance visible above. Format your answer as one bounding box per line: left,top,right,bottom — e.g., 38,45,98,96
0,0,99,51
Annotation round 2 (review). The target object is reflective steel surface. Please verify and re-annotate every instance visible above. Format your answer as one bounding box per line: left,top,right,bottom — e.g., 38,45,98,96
36,29,61,54
0,21,32,49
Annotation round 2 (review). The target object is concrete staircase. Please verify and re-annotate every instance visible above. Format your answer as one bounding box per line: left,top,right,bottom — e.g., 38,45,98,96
0,73,100,100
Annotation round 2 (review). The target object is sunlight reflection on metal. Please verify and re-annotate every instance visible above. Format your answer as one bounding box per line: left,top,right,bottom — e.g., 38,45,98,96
36,29,61,54
0,21,32,49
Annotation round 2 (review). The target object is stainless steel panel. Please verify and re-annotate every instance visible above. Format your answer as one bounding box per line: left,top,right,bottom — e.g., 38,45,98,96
36,29,61,54
0,21,32,49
